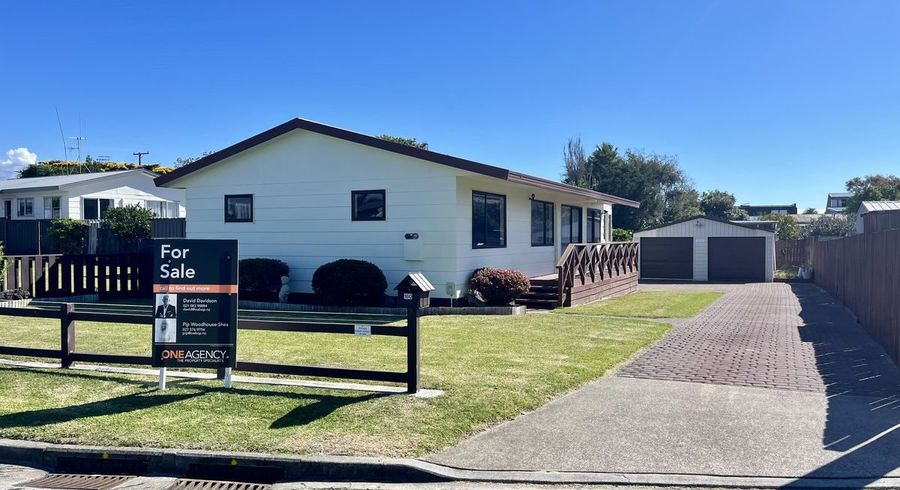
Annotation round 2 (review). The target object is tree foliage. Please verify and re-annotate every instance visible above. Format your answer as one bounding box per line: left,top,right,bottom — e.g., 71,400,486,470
802,207,819,215
844,174,900,214
101,205,153,243
48,219,90,255
378,134,428,150
19,160,173,178
174,151,214,168
806,215,855,238
699,189,748,220
562,139,698,231
759,213,802,240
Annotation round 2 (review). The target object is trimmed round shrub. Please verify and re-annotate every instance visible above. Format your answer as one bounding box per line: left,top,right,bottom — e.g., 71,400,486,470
0,288,31,300
239,258,290,301
469,268,530,306
312,259,387,306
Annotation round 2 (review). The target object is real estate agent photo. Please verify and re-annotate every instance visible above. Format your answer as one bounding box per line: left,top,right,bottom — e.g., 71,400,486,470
155,294,177,318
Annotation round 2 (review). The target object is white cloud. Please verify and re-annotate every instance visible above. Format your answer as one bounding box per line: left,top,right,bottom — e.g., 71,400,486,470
0,147,37,180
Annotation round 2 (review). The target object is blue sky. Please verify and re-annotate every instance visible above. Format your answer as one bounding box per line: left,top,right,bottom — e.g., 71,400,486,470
2,1,898,211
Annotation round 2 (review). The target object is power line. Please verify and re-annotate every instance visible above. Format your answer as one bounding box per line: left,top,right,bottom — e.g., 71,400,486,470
133,151,149,164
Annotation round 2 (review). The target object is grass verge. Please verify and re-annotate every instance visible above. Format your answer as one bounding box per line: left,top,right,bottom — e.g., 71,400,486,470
556,290,724,318
0,312,668,457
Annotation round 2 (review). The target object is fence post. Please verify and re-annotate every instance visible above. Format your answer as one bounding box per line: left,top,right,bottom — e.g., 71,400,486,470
406,291,421,394
60,303,75,368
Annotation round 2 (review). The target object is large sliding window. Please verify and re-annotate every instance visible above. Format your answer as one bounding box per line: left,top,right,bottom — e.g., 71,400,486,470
472,191,506,249
531,200,554,246
587,208,603,243
561,205,582,247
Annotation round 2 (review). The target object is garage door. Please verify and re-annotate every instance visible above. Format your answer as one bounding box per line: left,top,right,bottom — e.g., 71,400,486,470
640,237,693,280
708,237,766,282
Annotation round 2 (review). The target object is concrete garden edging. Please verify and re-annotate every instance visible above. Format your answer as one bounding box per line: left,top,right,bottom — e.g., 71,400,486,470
239,300,525,316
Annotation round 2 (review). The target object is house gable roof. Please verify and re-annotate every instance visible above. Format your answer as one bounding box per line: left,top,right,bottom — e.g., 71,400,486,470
636,215,776,234
155,118,640,208
0,169,156,195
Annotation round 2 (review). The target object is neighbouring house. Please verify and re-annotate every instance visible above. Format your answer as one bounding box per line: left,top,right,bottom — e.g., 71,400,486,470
825,192,852,214
854,201,900,234
634,216,775,283
738,203,798,217
0,170,185,220
155,117,639,302
789,213,819,229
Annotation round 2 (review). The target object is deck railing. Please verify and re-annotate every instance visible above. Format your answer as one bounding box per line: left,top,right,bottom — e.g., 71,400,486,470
555,241,639,305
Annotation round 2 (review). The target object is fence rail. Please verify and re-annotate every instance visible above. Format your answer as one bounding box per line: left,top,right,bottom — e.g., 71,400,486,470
2,253,152,299
0,299,422,392
813,229,900,364
556,241,639,306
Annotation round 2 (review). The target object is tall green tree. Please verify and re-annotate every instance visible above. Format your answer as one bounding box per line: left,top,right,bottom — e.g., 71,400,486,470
700,189,748,220
844,174,900,214
563,139,698,231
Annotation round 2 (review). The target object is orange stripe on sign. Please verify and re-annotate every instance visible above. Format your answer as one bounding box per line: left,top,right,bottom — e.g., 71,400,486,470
154,284,238,294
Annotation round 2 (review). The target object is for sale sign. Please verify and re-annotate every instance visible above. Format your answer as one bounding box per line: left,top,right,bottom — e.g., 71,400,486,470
151,239,238,368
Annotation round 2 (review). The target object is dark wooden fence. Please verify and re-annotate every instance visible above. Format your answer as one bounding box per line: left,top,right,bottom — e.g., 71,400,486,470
0,218,185,255
775,238,811,269
556,242,639,307
813,229,900,364
2,253,152,299
0,298,423,393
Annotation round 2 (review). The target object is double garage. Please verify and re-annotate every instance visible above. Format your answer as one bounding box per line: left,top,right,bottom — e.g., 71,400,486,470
634,216,775,282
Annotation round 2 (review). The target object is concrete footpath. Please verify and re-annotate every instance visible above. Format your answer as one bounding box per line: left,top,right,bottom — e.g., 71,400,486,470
429,283,900,485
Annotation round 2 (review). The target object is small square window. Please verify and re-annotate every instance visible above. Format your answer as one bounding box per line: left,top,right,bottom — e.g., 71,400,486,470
225,194,253,223
352,190,386,221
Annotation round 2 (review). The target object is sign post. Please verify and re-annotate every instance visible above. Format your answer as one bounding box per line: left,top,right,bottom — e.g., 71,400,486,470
151,239,238,389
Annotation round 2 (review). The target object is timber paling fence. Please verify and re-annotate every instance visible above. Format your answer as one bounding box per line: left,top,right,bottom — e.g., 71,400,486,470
813,229,900,364
2,253,152,299
0,297,423,393
775,238,811,269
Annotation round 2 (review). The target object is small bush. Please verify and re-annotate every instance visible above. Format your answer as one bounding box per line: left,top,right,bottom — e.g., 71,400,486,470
0,288,31,300
239,258,290,301
102,205,153,242
312,259,387,306
469,268,530,306
612,228,633,242
49,218,90,255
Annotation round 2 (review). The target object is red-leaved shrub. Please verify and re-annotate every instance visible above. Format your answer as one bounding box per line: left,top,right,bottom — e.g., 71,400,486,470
469,268,530,306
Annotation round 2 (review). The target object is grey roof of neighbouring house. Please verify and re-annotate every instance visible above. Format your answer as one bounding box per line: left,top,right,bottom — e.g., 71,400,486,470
828,192,853,198
858,201,900,214
0,170,155,194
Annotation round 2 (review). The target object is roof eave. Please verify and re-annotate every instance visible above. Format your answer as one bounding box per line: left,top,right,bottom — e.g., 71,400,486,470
506,172,640,208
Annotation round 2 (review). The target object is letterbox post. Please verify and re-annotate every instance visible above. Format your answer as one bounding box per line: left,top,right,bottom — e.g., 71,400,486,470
406,290,421,394
60,303,75,368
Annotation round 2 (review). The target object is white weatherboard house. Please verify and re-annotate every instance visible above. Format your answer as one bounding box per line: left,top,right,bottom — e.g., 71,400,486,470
156,118,639,300
0,170,185,220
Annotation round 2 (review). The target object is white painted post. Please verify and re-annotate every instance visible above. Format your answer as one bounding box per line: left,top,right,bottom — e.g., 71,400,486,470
223,367,233,389
158,367,167,390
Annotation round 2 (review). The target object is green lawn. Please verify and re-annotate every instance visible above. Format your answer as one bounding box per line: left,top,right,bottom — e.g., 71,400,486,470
557,290,724,319
0,312,668,457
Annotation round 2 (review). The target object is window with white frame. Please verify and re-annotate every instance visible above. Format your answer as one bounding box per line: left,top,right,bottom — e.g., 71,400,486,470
146,200,177,218
43,196,61,219
16,198,34,218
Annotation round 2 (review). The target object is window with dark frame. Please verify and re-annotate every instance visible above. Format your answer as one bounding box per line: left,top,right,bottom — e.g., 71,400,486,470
225,194,253,222
587,208,602,243
351,190,386,221
531,199,554,246
472,191,506,249
16,198,33,218
561,205,582,247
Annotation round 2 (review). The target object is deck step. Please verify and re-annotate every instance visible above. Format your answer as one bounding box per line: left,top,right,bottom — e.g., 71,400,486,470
517,277,561,309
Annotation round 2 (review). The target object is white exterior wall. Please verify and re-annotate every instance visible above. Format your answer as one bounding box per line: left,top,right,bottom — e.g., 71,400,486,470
634,218,775,282
0,190,72,219
171,129,618,298
452,175,611,296
174,130,464,296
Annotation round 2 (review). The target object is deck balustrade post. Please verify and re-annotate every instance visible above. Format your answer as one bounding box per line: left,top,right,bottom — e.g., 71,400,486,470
60,303,75,368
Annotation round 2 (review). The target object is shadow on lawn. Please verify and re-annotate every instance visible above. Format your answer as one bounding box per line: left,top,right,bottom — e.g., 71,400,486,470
784,284,900,489
0,369,389,431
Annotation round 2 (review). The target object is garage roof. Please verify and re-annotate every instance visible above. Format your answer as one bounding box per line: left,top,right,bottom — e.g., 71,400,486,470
637,215,776,234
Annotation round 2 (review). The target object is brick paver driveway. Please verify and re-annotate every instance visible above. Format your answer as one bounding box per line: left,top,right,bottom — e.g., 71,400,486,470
618,283,900,396
430,282,900,481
